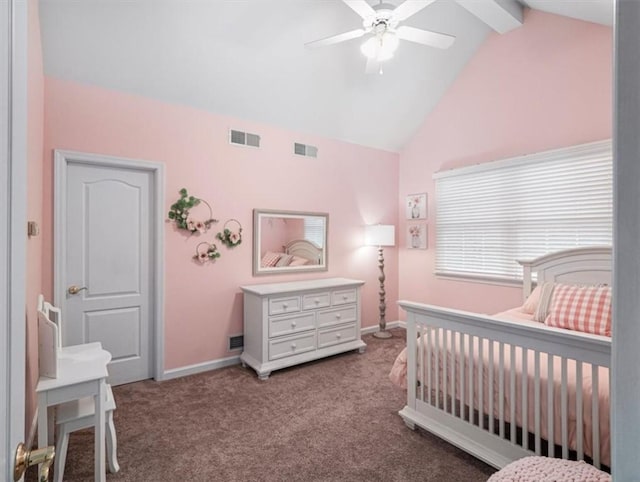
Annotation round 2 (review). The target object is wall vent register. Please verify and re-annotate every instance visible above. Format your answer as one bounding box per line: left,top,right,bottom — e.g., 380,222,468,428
228,334,244,351
229,129,261,148
294,143,318,158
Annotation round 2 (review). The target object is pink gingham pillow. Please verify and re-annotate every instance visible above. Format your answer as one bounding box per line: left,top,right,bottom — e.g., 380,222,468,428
545,284,612,336
260,251,282,268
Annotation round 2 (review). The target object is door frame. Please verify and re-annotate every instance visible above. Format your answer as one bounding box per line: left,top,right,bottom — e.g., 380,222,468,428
1,0,27,479
53,150,165,381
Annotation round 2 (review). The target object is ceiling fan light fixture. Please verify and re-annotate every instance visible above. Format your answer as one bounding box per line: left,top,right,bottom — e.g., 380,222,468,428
360,30,399,62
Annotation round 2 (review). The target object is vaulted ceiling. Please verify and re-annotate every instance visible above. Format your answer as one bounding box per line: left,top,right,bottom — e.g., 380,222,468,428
38,0,613,152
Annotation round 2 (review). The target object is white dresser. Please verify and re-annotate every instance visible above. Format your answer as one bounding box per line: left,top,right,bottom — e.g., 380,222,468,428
240,278,366,380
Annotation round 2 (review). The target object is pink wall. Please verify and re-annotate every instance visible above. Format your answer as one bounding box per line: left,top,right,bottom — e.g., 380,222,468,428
26,0,44,432
398,9,612,314
43,78,399,370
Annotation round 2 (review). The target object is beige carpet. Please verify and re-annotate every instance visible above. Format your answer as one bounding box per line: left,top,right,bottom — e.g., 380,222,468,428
46,329,495,481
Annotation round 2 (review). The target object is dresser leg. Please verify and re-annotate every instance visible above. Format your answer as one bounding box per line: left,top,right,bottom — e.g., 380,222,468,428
403,419,416,431
358,346,366,354
241,361,247,368
258,372,270,381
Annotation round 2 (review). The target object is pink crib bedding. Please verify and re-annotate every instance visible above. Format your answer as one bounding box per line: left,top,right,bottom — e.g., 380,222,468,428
389,307,611,467
389,307,534,390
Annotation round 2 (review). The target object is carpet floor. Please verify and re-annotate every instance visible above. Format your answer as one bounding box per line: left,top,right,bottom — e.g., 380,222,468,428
48,328,496,481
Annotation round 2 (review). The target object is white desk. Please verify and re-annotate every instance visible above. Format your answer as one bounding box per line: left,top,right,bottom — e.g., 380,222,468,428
36,343,111,482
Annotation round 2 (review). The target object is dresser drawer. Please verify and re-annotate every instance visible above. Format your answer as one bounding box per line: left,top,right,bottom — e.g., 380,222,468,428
268,296,301,315
317,305,357,329
302,292,331,311
318,323,357,349
331,289,357,306
269,312,315,338
268,332,316,361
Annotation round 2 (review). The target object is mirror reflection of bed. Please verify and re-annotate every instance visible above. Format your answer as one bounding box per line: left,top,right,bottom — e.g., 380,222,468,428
253,209,328,275
259,238,323,268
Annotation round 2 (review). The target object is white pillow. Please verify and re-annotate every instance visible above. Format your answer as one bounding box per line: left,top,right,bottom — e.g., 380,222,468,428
522,285,542,314
275,254,294,267
533,282,556,322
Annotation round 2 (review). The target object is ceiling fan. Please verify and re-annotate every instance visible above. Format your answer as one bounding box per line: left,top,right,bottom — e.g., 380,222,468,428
305,0,456,74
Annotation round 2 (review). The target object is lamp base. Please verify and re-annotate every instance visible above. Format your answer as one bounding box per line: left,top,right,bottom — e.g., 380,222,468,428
373,330,393,339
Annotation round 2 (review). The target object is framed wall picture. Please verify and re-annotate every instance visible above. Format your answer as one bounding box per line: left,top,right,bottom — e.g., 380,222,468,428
406,193,427,220
407,223,427,249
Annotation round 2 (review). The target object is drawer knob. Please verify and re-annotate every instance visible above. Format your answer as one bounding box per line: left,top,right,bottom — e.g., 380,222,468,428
336,313,341,319
291,321,297,328
283,303,288,309
336,333,341,339
314,299,319,304
291,343,297,350
343,295,348,300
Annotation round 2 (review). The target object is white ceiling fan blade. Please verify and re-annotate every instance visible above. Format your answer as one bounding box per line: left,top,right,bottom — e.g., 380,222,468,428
365,57,381,75
392,0,437,22
396,26,455,49
342,0,376,19
305,29,366,49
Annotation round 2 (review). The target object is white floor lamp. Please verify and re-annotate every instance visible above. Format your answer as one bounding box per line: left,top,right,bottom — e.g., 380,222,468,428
365,224,395,339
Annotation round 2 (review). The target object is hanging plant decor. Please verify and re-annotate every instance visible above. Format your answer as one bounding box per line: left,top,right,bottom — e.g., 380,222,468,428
167,188,218,234
194,242,221,263
216,219,243,248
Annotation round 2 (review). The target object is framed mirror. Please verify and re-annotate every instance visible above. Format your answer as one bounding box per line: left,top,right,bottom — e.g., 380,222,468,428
253,209,328,276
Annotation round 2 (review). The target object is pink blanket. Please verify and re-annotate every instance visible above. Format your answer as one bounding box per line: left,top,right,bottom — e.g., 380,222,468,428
389,307,611,466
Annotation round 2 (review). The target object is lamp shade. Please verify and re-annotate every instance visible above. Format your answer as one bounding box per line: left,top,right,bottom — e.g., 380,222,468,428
365,224,395,247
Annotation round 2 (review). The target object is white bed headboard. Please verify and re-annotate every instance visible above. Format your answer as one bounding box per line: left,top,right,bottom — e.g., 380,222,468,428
517,246,612,301
285,239,323,265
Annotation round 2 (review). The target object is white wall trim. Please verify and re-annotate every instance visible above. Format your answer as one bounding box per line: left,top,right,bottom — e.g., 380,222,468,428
53,150,166,382
161,323,409,381
2,1,27,477
612,0,640,476
162,355,240,381
433,139,611,180
361,320,405,334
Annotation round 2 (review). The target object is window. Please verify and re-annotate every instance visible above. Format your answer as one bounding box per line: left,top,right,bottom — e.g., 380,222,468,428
434,140,612,282
304,217,325,248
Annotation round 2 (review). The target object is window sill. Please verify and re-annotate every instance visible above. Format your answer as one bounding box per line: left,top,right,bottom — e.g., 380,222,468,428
435,272,523,289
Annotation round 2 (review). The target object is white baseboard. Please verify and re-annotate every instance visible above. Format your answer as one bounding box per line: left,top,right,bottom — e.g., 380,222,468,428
162,354,241,381
162,322,408,381
361,320,406,335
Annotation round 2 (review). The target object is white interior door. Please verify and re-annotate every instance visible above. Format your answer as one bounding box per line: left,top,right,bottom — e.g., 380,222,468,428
56,152,158,386
1,0,27,479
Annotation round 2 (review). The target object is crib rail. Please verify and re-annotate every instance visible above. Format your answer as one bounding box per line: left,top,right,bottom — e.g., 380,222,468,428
398,300,611,470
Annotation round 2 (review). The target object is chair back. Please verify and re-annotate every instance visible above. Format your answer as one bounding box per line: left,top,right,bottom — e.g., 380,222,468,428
37,294,62,348
38,308,60,378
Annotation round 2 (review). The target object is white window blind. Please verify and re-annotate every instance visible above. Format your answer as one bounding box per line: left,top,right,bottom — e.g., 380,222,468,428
304,217,325,248
434,140,612,282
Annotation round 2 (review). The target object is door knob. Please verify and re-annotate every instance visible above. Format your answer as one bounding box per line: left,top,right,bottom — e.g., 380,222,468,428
68,285,88,295
14,442,55,482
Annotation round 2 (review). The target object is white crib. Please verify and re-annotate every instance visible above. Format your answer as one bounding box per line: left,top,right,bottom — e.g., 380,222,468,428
397,247,612,470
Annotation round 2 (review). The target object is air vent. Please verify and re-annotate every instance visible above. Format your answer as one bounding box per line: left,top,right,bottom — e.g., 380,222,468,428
229,129,261,148
294,142,318,158
228,334,244,351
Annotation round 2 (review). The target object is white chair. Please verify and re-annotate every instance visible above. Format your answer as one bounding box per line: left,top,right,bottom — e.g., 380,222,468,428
53,384,120,482
36,295,120,481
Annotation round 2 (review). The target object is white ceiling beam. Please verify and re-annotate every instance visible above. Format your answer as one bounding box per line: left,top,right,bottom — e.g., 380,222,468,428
456,0,524,34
